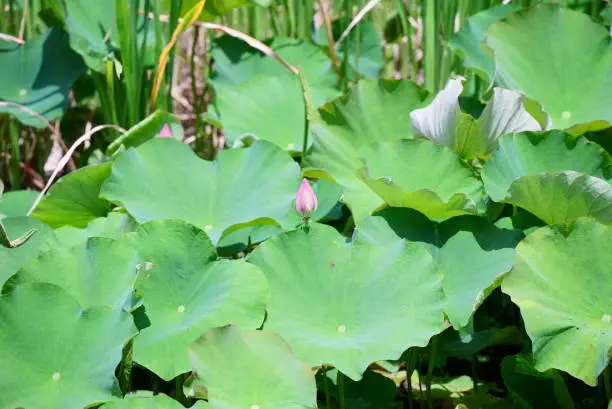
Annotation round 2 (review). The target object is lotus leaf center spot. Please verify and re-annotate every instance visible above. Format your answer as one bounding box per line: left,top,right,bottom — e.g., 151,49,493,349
250,405,260,409
602,314,611,323
177,305,185,313
18,89,27,96
204,225,213,232
337,325,346,333
52,372,61,381
561,111,572,120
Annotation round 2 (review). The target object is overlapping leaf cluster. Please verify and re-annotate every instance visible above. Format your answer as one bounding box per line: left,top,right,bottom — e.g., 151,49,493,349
0,3,611,409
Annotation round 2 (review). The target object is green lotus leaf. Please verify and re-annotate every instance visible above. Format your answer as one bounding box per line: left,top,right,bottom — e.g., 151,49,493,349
358,139,485,220
248,223,445,380
107,110,184,155
64,0,161,72
6,237,140,311
0,190,38,217
211,36,336,97
304,80,430,221
482,132,612,225
355,209,522,329
448,4,519,85
504,171,612,226
0,28,86,127
502,219,612,385
42,212,137,252
209,36,339,150
316,78,429,147
501,355,575,409
101,138,300,244
410,78,541,158
0,283,137,409
122,220,269,380
482,131,612,201
33,163,113,229
0,217,52,286
64,0,116,71
485,4,612,132
189,325,317,409
211,75,310,152
101,393,207,408
314,20,384,78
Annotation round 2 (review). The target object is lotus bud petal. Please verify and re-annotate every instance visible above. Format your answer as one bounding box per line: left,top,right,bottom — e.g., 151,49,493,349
158,123,173,138
295,178,318,218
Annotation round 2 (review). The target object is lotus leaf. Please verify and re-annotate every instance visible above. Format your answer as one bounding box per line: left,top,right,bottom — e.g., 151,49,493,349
355,209,522,329
502,219,612,385
248,223,445,380
0,28,86,127
122,220,269,380
485,5,612,132
33,163,113,229
189,325,317,409
0,283,137,409
0,217,52,286
7,237,140,310
101,138,300,244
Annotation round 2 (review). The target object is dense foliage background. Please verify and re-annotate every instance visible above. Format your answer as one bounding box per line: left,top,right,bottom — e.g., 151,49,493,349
0,0,611,408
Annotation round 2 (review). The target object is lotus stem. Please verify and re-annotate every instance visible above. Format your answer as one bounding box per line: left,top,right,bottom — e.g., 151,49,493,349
425,336,438,409
316,0,342,75
323,369,332,409
337,371,346,409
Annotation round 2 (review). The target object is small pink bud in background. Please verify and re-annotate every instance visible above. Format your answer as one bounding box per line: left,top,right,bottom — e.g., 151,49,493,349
158,123,173,138
295,178,318,218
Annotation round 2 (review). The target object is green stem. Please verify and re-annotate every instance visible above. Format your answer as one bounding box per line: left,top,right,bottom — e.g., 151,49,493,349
167,0,184,109
286,0,296,37
337,371,345,409
471,354,479,392
8,120,20,189
591,0,600,19
426,336,438,409
417,360,425,409
104,60,119,126
304,0,314,40
317,0,342,76
424,0,440,93
323,369,332,409
405,349,415,409
190,25,204,153
604,364,611,402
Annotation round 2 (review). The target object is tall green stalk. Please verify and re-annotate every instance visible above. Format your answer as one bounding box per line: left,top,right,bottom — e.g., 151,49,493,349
303,0,314,39
285,0,297,37
152,0,167,111
167,0,184,109
190,25,205,153
8,120,21,189
104,60,120,126
336,371,346,409
425,336,438,409
395,0,416,80
115,0,142,127
424,0,440,93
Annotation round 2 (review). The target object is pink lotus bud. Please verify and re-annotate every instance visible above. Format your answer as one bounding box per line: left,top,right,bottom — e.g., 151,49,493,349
158,123,173,138
295,178,318,218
